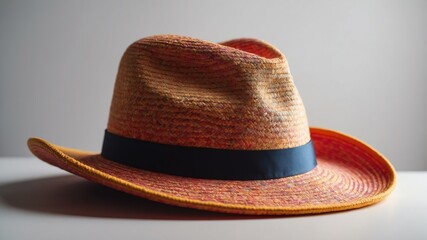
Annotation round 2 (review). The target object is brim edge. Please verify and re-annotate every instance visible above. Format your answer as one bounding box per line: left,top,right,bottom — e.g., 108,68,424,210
27,127,396,215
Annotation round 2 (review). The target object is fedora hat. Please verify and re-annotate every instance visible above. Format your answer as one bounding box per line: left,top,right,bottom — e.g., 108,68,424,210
28,35,395,215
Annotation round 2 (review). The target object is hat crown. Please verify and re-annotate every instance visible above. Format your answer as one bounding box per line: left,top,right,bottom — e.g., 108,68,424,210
107,35,310,150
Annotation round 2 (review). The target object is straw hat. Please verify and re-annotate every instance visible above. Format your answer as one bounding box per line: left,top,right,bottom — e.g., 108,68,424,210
27,35,395,215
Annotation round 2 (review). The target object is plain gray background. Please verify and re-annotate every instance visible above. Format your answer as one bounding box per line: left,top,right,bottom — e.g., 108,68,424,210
1,0,426,170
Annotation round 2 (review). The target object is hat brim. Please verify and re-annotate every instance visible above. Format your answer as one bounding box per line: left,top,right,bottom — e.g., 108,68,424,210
27,127,395,215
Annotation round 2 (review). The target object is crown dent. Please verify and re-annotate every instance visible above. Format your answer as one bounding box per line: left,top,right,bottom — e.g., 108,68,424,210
107,35,310,150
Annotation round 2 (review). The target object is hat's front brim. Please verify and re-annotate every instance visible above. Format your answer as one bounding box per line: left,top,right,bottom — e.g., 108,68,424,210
27,127,395,215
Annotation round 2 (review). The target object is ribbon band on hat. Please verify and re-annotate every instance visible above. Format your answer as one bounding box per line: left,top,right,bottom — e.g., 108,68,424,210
101,130,317,180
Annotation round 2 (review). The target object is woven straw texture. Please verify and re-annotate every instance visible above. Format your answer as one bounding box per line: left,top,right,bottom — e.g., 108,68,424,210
27,35,395,215
108,35,310,150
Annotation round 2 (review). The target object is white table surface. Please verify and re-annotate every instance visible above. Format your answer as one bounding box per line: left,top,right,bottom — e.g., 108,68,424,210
0,157,426,240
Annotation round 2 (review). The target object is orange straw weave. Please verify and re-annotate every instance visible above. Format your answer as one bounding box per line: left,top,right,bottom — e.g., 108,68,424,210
27,35,395,215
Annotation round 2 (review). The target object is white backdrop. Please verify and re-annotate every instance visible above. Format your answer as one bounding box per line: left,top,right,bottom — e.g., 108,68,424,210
1,0,426,170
